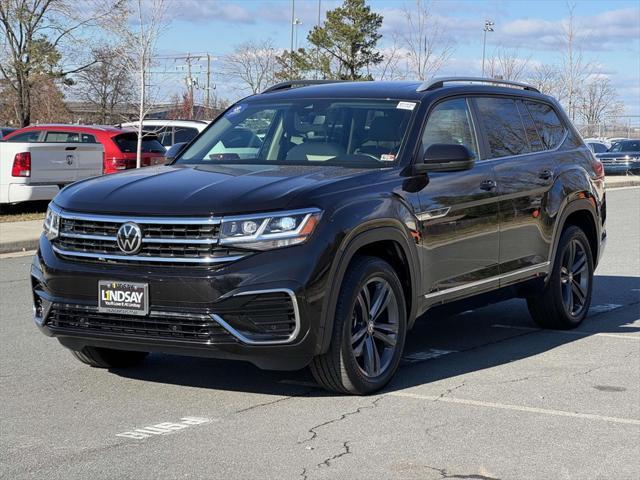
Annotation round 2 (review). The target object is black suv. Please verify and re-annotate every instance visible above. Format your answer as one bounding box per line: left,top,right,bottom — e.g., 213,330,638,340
32,78,606,394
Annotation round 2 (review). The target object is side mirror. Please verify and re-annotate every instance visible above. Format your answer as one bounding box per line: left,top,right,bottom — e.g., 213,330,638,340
165,142,188,162
414,144,475,174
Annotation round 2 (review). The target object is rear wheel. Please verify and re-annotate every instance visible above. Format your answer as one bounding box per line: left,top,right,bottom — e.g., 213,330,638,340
527,225,593,329
310,256,407,395
69,346,148,368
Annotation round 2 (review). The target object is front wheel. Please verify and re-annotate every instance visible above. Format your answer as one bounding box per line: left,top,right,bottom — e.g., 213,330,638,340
310,256,407,395
527,225,594,329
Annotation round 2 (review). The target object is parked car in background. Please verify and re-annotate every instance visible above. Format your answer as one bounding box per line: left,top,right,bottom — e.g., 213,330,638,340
0,127,16,140
596,139,640,175
3,125,166,174
0,132,103,205
118,120,208,148
586,141,609,154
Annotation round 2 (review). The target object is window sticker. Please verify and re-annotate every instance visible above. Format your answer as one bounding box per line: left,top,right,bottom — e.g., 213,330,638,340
226,104,246,116
381,154,396,162
396,101,416,111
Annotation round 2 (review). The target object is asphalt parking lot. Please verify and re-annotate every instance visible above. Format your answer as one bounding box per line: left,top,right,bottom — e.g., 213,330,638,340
1,187,639,480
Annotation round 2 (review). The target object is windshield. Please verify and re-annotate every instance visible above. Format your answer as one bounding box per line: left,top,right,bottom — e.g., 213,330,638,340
608,140,640,152
177,99,417,168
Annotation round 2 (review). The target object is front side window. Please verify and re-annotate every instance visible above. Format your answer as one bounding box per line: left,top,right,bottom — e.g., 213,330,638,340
476,97,529,158
178,99,416,168
420,98,478,158
524,101,566,150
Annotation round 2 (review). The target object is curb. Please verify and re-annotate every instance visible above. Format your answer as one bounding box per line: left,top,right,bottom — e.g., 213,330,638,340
0,238,39,255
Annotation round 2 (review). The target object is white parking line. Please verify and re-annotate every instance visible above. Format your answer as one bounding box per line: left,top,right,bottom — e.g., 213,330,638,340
402,349,457,363
492,324,639,340
116,417,213,440
389,391,640,426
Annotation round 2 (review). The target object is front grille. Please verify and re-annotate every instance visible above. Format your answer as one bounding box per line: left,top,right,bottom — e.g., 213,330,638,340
47,304,237,344
51,212,246,265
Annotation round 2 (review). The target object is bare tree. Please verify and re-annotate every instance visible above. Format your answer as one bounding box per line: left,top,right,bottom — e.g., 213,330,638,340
485,47,530,81
399,0,454,81
112,0,169,167
72,46,133,124
578,77,623,137
0,0,120,126
373,34,407,81
221,40,278,94
558,3,592,122
527,63,561,97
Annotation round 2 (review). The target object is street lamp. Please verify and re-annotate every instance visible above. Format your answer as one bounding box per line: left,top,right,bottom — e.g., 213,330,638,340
481,20,494,77
293,18,303,50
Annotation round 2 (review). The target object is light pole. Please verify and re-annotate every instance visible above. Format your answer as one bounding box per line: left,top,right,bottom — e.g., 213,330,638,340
293,18,302,50
481,20,494,77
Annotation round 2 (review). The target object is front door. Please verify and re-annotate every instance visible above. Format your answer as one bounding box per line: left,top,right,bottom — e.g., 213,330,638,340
416,97,500,306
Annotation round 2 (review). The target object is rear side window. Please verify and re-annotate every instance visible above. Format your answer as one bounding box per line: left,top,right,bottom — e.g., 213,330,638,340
143,126,172,146
5,131,41,142
516,101,544,152
524,101,566,150
114,133,166,153
475,97,529,158
174,127,199,144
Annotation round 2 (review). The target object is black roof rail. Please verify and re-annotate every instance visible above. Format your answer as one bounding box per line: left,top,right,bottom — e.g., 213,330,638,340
417,76,540,93
261,80,350,93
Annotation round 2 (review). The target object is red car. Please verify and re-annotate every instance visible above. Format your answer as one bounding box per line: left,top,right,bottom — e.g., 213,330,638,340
3,125,166,174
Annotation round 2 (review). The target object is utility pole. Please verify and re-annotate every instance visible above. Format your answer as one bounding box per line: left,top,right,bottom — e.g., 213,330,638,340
186,52,194,118
481,20,494,77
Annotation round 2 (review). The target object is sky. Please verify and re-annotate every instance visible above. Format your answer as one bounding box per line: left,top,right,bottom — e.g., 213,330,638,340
155,0,640,121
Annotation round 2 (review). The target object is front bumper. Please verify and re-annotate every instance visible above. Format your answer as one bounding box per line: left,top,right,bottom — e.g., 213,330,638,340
31,235,327,370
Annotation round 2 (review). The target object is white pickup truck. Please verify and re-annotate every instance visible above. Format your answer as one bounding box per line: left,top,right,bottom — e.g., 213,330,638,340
0,141,103,205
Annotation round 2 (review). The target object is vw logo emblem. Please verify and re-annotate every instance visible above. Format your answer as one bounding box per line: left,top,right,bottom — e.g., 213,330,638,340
116,222,143,255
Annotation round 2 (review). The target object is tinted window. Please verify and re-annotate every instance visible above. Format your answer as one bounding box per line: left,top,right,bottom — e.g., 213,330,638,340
421,98,478,158
587,142,608,154
45,131,82,142
114,133,166,153
5,130,41,142
476,97,529,158
524,101,566,150
174,127,198,144
516,100,544,152
609,140,640,152
143,126,172,147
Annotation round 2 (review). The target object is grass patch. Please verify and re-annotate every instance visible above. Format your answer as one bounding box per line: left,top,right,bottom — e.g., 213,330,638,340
0,201,48,223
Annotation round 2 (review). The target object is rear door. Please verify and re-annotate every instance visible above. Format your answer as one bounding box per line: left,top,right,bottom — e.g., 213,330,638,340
416,97,501,304
474,97,561,280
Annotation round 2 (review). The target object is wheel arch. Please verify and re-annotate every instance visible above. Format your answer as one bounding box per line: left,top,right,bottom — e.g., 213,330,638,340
317,222,420,354
549,196,600,274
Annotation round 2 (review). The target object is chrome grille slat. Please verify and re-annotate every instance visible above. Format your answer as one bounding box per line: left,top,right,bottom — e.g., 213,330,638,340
52,209,244,265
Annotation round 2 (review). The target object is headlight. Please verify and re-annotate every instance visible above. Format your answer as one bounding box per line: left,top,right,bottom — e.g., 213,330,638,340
219,208,322,250
43,205,60,240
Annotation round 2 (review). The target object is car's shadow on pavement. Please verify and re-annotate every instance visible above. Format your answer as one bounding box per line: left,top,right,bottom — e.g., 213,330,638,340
111,275,640,396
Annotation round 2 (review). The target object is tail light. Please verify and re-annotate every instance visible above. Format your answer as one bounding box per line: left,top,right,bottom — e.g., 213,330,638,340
12,152,31,177
592,158,605,179
103,157,133,174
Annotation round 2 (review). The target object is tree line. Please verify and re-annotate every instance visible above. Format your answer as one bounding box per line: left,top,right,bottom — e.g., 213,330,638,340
1,0,624,138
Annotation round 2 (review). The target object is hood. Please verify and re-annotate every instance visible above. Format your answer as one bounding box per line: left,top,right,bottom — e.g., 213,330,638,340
55,163,372,216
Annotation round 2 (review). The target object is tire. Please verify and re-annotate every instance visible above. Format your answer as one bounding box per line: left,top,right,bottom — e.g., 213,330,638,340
310,256,407,395
527,225,594,329
69,346,148,368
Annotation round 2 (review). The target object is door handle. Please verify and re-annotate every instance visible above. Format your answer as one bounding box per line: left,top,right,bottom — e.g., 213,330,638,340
538,169,553,180
479,179,497,191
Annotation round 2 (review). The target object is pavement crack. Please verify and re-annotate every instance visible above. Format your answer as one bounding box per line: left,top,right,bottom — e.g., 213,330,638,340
433,382,465,402
299,467,308,480
235,388,316,414
298,396,385,444
317,441,351,468
425,465,501,479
